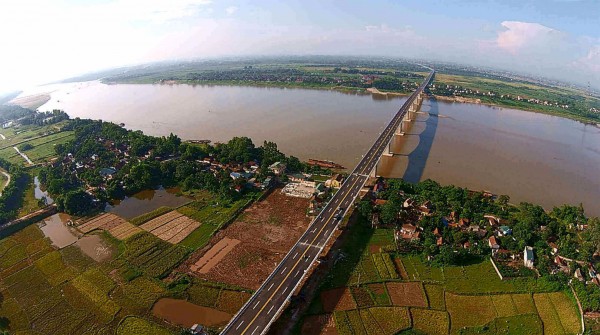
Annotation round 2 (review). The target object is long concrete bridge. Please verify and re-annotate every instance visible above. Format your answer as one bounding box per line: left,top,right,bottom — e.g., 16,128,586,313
221,68,435,335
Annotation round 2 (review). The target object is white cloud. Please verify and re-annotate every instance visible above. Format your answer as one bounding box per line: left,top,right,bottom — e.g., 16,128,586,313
572,45,600,73
226,6,239,15
495,21,559,54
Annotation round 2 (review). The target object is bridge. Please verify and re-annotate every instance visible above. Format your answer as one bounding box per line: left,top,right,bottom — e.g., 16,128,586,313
221,68,435,335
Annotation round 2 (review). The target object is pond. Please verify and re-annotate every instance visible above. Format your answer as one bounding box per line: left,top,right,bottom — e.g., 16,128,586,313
39,213,77,248
152,298,231,328
105,187,191,219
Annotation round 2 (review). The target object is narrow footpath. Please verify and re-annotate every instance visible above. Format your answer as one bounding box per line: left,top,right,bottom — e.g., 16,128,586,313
0,170,10,195
13,146,33,165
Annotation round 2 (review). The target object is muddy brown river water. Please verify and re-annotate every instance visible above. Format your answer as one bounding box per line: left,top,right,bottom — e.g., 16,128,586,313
31,82,600,216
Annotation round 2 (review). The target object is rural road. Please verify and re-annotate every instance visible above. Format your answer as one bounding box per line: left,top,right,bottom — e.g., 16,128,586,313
221,70,435,335
13,146,33,165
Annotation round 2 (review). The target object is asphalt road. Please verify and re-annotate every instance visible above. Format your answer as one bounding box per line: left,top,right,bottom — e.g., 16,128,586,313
221,70,435,335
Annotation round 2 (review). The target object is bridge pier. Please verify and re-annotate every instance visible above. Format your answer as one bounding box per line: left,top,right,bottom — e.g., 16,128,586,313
395,122,405,136
382,139,393,157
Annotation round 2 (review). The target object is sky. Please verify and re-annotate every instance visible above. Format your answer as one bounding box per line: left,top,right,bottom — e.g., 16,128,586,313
1,0,599,94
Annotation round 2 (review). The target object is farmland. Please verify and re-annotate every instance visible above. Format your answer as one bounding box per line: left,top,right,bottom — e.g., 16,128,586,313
0,214,254,334
182,188,311,289
298,215,583,335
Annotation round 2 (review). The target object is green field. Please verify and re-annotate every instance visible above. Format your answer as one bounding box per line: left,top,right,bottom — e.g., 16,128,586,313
299,217,582,335
0,219,251,334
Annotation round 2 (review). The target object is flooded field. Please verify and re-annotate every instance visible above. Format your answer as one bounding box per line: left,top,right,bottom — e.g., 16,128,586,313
75,235,114,262
28,82,600,216
105,187,191,219
152,298,231,327
39,213,76,248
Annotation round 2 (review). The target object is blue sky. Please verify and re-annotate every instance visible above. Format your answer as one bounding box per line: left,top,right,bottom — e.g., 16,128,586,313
1,0,599,92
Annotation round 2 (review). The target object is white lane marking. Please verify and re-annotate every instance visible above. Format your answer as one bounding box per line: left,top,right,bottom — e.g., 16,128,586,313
236,320,245,330
296,270,301,277
327,207,332,213
268,283,274,291
251,326,260,335
281,267,287,274
293,252,298,259
325,229,330,235
268,305,275,314
253,300,261,309
311,228,316,233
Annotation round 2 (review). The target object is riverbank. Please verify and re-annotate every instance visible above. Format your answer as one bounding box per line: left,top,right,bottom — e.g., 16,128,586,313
8,93,51,110
434,94,600,125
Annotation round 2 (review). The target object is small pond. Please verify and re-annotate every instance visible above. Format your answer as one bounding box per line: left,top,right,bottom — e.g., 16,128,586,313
152,298,231,328
105,187,190,219
34,176,54,205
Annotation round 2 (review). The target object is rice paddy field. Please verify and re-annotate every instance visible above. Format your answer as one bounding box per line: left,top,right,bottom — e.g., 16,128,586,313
300,218,583,335
0,212,253,334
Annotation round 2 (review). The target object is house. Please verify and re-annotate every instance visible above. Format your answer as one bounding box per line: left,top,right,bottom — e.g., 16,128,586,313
433,228,441,237
524,246,535,268
401,224,417,235
488,236,500,254
436,236,443,246
374,199,388,206
261,177,273,190
230,172,242,180
574,268,585,282
315,183,326,196
325,174,343,188
396,224,420,242
463,241,471,249
457,218,470,229
99,167,117,179
190,324,206,335
268,161,286,175
403,198,414,208
484,214,500,227
497,225,512,236
371,213,380,229
288,173,307,182
418,201,433,215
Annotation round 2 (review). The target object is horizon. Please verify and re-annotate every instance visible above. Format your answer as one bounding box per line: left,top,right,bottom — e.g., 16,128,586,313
1,0,599,94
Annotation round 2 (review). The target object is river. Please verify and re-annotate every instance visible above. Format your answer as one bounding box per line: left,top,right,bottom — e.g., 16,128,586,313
29,81,600,216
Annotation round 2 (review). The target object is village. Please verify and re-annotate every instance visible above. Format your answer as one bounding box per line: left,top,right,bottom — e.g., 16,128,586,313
360,177,600,293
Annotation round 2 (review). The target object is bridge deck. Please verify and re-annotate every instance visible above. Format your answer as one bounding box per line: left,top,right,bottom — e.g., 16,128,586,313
221,69,435,335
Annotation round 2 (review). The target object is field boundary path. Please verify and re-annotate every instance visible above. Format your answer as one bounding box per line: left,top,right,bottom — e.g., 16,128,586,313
13,146,33,165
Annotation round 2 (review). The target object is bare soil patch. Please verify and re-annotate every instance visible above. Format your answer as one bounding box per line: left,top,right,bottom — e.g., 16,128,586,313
301,314,338,335
386,282,427,307
182,188,310,289
108,222,142,240
191,237,241,274
321,287,356,312
77,213,127,234
140,210,200,244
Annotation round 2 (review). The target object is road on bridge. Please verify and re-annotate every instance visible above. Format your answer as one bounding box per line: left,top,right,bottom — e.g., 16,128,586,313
221,69,435,335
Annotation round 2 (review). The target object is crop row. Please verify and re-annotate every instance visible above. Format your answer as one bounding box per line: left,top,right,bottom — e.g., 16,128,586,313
130,206,174,225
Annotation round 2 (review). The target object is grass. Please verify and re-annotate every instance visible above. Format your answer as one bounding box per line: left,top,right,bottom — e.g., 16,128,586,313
129,206,173,226
424,284,446,310
458,314,543,335
369,307,411,334
178,197,250,250
534,292,581,335
410,308,450,335
123,231,190,278
117,316,174,335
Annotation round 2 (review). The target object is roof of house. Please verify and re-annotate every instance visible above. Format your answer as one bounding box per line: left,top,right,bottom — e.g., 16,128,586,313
489,236,499,246
524,246,534,260
99,167,117,176
402,224,417,232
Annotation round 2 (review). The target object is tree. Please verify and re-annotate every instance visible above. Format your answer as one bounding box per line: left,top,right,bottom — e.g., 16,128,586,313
357,200,373,219
57,189,95,215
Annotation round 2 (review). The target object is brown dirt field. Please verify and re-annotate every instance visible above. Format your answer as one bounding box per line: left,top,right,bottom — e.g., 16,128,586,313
168,222,200,244
141,211,200,244
367,283,387,296
394,258,409,280
302,314,338,335
108,222,142,240
321,288,357,312
140,211,183,232
182,188,311,289
191,237,241,274
386,282,427,307
77,213,126,233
